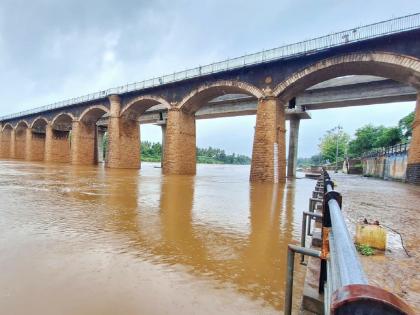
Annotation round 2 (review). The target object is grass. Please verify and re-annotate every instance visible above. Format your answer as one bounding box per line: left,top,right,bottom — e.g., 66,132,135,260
355,243,375,256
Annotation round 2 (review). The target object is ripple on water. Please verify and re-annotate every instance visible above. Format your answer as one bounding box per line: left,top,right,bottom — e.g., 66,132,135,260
0,161,315,314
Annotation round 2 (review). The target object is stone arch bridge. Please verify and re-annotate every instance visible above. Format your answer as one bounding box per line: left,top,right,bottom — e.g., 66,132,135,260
1,14,420,183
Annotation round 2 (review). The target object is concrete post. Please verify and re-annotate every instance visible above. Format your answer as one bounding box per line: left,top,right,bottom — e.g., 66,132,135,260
250,96,286,182
71,120,97,165
97,128,105,163
45,124,71,163
106,95,140,169
287,117,300,177
163,108,196,175
161,124,166,168
407,93,420,184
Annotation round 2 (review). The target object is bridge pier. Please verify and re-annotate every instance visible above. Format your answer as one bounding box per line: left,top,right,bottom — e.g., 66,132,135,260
287,116,300,177
24,128,32,161
407,93,420,184
0,128,11,158
26,129,46,161
15,126,27,159
163,108,196,175
45,124,71,163
106,95,140,169
250,96,286,183
71,120,98,165
10,129,16,159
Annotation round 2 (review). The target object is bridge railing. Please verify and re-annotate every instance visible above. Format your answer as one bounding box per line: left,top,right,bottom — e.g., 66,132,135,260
284,169,414,314
1,13,420,122
362,142,410,158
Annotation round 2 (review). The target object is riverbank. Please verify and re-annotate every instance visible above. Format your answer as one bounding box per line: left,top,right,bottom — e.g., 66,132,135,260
331,173,419,313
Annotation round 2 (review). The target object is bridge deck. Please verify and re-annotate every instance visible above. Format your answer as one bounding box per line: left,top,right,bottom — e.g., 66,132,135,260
330,173,420,313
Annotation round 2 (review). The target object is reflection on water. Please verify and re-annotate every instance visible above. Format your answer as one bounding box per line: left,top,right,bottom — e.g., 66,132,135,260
0,161,315,315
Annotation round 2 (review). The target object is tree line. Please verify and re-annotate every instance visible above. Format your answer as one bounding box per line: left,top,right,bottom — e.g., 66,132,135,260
103,136,251,165
141,141,251,164
298,111,414,167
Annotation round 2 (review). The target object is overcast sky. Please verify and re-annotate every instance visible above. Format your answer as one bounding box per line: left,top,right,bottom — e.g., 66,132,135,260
0,0,418,157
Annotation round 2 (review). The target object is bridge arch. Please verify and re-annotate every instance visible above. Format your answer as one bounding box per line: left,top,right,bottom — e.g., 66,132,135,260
71,105,110,165
30,117,49,130
121,95,171,120
273,51,420,183
78,105,109,123
163,81,264,175
273,52,420,102
51,113,75,129
177,80,264,114
15,120,29,130
1,123,13,132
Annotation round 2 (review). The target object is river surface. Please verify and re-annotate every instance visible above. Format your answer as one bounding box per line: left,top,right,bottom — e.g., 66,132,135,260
0,161,314,315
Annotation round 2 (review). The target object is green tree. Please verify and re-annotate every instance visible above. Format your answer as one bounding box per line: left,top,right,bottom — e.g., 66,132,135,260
319,128,349,163
398,111,415,139
348,125,384,157
139,141,251,164
348,124,404,157
374,126,402,148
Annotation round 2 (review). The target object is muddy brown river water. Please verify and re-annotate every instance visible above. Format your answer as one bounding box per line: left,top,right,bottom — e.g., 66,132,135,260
0,161,316,315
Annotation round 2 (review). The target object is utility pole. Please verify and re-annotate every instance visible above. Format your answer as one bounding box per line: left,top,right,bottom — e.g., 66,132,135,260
334,125,342,173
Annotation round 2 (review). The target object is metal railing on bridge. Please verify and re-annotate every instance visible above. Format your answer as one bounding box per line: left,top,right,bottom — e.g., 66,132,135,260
362,142,410,158
284,169,414,314
1,13,420,122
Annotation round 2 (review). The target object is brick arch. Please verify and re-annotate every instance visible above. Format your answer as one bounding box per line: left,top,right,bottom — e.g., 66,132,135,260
30,117,49,130
177,80,264,114
121,95,171,120
274,52,420,102
15,120,29,130
2,123,13,132
51,113,75,130
78,105,109,123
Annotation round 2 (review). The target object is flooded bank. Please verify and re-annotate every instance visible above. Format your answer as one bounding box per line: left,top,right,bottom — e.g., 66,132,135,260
0,161,315,315
332,173,420,313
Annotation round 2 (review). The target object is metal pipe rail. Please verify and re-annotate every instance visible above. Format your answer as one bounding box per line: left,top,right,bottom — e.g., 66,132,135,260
323,176,367,287
284,170,415,314
362,142,410,158
1,13,420,122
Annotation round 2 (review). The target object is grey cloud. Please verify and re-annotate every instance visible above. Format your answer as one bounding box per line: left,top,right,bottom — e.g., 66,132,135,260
0,0,418,156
